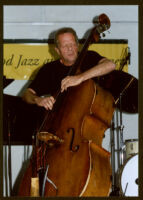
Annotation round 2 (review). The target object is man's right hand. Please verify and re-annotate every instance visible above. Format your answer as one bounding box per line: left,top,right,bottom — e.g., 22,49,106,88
22,88,55,110
34,96,55,110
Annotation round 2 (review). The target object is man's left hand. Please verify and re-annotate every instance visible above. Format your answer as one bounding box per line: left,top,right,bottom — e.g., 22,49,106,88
61,75,83,92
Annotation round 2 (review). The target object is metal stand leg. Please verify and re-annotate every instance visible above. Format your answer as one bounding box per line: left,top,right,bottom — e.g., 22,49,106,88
118,93,125,166
110,92,125,196
110,114,120,196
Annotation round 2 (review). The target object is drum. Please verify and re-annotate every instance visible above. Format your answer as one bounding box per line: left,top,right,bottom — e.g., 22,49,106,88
119,154,138,196
125,139,138,159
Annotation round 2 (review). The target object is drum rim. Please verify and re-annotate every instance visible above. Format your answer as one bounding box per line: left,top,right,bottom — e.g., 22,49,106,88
118,153,138,196
125,139,138,143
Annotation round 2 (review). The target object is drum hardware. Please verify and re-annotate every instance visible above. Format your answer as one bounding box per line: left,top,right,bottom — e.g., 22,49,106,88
110,115,120,196
119,154,138,196
101,49,138,195
117,140,138,197
116,92,125,167
124,139,138,160
110,91,126,196
114,93,138,197
135,178,139,185
101,48,138,196
123,182,128,196
98,70,138,114
103,71,138,196
120,139,138,163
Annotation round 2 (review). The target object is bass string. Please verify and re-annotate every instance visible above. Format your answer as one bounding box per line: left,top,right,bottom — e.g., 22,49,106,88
36,87,65,134
37,141,49,171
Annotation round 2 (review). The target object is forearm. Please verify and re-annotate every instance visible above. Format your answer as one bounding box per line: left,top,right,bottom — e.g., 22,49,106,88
79,58,116,82
61,58,115,92
22,88,55,110
22,88,39,104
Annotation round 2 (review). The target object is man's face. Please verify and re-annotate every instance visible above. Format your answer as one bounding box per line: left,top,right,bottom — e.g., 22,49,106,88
55,33,79,66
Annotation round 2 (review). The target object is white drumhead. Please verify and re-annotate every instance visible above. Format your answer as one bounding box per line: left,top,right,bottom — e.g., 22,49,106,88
121,154,138,196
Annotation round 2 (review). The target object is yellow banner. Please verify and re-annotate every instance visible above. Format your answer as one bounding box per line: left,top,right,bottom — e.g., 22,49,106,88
4,43,128,80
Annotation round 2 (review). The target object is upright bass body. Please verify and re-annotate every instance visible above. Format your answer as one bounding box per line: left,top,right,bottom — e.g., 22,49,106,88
18,79,115,197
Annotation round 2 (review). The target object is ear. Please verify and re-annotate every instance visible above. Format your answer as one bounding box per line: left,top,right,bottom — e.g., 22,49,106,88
55,47,60,56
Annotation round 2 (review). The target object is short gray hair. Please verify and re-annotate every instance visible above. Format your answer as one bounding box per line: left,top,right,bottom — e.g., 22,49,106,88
54,27,78,47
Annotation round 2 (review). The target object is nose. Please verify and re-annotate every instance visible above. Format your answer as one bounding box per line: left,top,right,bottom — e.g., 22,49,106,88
67,45,72,50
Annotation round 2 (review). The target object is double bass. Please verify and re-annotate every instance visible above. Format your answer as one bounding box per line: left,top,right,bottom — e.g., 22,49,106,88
18,14,115,197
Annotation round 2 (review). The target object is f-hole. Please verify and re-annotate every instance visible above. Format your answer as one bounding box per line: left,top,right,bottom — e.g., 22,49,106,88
67,128,79,152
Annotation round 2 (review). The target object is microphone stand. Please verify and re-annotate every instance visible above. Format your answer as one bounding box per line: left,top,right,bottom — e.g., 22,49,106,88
119,92,125,166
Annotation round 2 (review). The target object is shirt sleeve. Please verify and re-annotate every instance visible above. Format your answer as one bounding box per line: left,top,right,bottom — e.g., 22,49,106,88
28,64,52,96
80,50,104,72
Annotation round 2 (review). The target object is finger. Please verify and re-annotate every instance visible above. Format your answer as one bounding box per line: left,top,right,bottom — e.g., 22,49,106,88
61,76,70,85
40,98,52,110
61,87,64,93
61,83,68,92
46,99,54,110
44,102,52,110
61,81,65,92
49,96,55,104
44,104,50,110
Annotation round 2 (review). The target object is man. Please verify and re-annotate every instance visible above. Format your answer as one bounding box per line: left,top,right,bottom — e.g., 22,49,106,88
22,27,115,110
19,27,116,197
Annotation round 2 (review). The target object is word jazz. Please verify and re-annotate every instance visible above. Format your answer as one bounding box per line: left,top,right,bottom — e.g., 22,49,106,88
15,55,40,68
